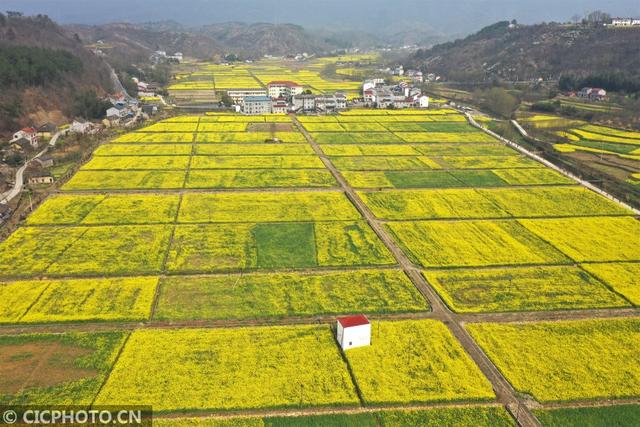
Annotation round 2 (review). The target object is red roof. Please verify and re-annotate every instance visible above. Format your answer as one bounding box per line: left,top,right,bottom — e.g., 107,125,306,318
337,314,370,328
268,80,301,87
21,127,37,134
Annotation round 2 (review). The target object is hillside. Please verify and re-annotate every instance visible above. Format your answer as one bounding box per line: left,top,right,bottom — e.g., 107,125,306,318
67,22,224,64
0,14,113,134
409,22,640,83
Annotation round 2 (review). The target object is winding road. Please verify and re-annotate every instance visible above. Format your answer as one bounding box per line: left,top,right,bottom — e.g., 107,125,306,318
0,130,65,205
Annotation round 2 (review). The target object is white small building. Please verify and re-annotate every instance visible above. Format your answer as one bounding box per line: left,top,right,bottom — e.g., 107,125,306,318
336,314,371,351
70,119,93,134
11,127,39,147
417,95,430,108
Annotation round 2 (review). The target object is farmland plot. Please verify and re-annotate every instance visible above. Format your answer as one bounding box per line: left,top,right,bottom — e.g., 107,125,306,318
0,331,126,405
195,144,314,156
359,189,510,220
18,277,157,323
467,318,640,402
113,132,195,144
519,217,640,262
345,320,495,404
94,144,193,156
64,170,187,191
424,266,629,313
155,269,427,320
331,156,441,171
386,220,569,268
189,155,324,169
82,156,190,170
95,326,359,411
178,192,359,223
185,169,336,189
580,263,640,305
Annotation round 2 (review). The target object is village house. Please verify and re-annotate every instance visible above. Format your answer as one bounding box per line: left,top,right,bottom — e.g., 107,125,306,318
271,98,289,114
70,118,93,134
26,169,54,185
336,314,371,351
610,18,640,27
10,138,32,152
37,123,58,140
243,96,273,115
11,127,38,148
33,156,54,168
292,94,317,112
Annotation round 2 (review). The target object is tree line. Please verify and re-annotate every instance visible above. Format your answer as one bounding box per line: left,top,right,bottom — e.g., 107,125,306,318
559,72,640,96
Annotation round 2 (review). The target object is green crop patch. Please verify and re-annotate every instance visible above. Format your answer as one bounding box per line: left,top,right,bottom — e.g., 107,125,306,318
254,223,317,268
534,404,640,427
331,156,441,171
195,144,314,156
166,221,393,273
311,132,403,144
385,171,466,188
425,265,629,313
155,269,427,320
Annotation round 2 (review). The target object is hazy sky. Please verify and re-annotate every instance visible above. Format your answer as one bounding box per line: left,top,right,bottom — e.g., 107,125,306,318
3,0,640,35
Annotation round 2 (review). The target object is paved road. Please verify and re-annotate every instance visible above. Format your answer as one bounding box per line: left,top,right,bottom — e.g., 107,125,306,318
0,130,64,205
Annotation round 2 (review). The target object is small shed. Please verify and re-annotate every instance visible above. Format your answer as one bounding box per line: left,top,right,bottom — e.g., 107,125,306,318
336,314,371,351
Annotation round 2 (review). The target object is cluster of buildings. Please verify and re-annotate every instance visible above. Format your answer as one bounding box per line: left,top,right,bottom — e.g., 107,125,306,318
376,65,433,84
240,80,348,115
609,18,640,27
151,50,184,64
575,87,608,101
362,79,429,109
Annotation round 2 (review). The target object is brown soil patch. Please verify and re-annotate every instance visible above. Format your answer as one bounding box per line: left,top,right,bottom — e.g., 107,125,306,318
0,342,98,395
247,123,294,132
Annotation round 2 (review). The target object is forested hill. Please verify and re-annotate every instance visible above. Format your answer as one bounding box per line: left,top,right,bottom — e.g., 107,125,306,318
408,22,640,87
0,13,113,134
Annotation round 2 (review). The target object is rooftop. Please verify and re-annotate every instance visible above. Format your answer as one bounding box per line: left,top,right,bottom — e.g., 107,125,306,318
337,314,370,328
244,96,272,102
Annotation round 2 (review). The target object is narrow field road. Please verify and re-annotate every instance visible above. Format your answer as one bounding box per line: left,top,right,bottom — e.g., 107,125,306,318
292,116,542,427
0,130,65,204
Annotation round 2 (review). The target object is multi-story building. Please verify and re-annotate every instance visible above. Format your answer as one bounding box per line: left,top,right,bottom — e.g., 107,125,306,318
243,96,273,115
267,81,304,99
228,89,269,105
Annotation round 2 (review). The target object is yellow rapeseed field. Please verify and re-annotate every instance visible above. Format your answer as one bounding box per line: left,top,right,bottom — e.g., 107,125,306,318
467,318,640,402
345,320,495,404
580,263,640,305
95,326,359,411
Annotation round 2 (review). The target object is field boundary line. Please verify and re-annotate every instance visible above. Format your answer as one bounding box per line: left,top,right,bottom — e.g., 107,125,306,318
90,331,133,408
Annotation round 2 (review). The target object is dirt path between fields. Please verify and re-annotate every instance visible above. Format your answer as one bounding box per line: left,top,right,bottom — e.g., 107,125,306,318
293,117,542,427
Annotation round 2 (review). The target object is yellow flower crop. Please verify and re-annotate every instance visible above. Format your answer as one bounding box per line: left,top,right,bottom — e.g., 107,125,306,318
178,192,359,223
467,318,640,402
82,155,190,170
19,277,158,323
94,144,193,156
345,320,495,404
95,325,359,411
185,169,336,189
581,263,640,305
64,171,187,190
189,155,324,169
425,265,629,313
386,220,569,268
519,217,640,262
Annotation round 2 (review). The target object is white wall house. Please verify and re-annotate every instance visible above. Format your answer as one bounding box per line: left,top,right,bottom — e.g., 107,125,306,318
243,96,273,115
267,81,303,99
417,95,430,108
336,315,371,351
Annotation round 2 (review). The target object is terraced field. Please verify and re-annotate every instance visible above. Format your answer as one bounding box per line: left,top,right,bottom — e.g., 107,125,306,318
0,109,638,427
